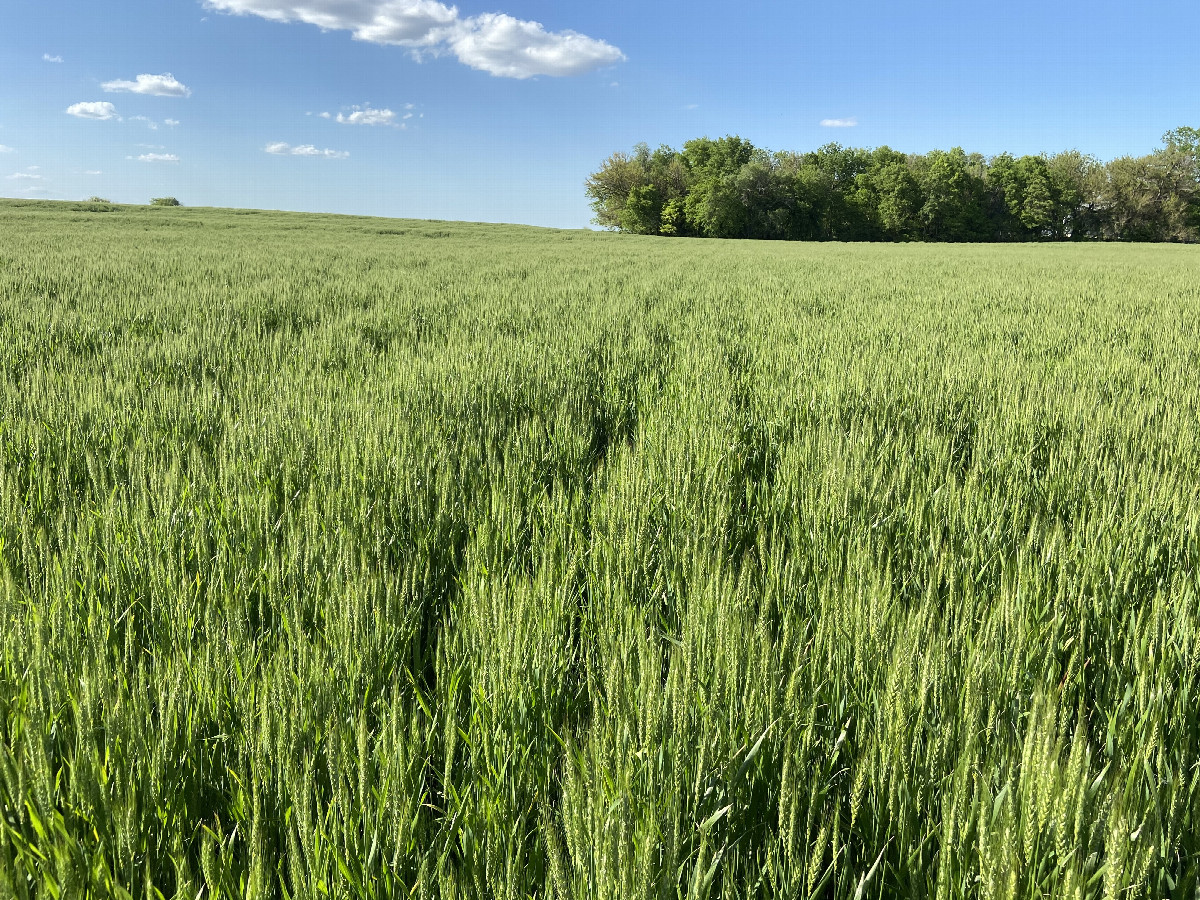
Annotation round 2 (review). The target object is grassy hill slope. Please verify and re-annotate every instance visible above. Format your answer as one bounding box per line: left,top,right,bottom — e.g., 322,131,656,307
2,200,1198,898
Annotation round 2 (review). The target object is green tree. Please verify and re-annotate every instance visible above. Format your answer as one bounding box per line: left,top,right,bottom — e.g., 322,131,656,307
771,152,833,240
1160,127,1200,237
853,147,922,240
1163,126,1200,160
917,148,989,241
586,143,691,235
988,154,1056,239
730,157,790,240
1101,150,1197,242
1045,151,1104,239
681,136,763,237
585,147,651,229
647,145,690,236
585,127,1198,243
618,184,663,235
680,135,759,180
799,143,874,239
660,197,687,236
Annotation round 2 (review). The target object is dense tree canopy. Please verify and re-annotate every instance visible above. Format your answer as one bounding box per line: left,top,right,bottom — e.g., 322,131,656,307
586,130,1200,242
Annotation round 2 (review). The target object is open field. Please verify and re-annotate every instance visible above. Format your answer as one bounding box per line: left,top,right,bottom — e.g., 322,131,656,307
1,199,1198,899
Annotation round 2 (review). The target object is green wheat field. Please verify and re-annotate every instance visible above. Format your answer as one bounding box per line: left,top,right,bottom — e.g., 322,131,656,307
1,199,1198,899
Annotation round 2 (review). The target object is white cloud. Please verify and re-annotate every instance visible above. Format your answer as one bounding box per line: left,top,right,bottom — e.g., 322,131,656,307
67,101,119,120
336,105,396,126
83,170,103,175
449,13,623,78
264,142,349,158
292,145,347,157
6,172,43,180
0,145,14,153
102,73,192,97
164,118,180,126
43,53,63,63
819,117,858,128
203,0,624,78
135,153,179,162
207,0,455,43
130,115,160,130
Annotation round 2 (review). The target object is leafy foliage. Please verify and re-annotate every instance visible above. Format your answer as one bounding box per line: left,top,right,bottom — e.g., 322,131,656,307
588,128,1200,242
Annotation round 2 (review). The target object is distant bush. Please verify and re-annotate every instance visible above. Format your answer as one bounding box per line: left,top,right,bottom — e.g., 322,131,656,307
75,197,118,212
151,197,181,207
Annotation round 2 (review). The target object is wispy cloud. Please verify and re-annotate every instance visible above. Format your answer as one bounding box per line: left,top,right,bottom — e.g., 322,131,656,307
0,145,14,153
164,118,180,126
43,53,63,63
335,105,398,126
67,101,119,120
819,117,858,128
6,172,44,181
203,0,624,78
102,73,192,97
132,153,179,162
265,142,349,159
130,115,160,130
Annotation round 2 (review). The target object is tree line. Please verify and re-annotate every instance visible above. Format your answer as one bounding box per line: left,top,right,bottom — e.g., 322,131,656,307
586,128,1200,242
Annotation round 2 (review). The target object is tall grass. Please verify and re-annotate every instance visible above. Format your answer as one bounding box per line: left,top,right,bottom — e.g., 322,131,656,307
1,199,1198,898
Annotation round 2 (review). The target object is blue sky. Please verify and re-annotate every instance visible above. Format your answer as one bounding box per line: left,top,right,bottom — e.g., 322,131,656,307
2,0,1197,228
